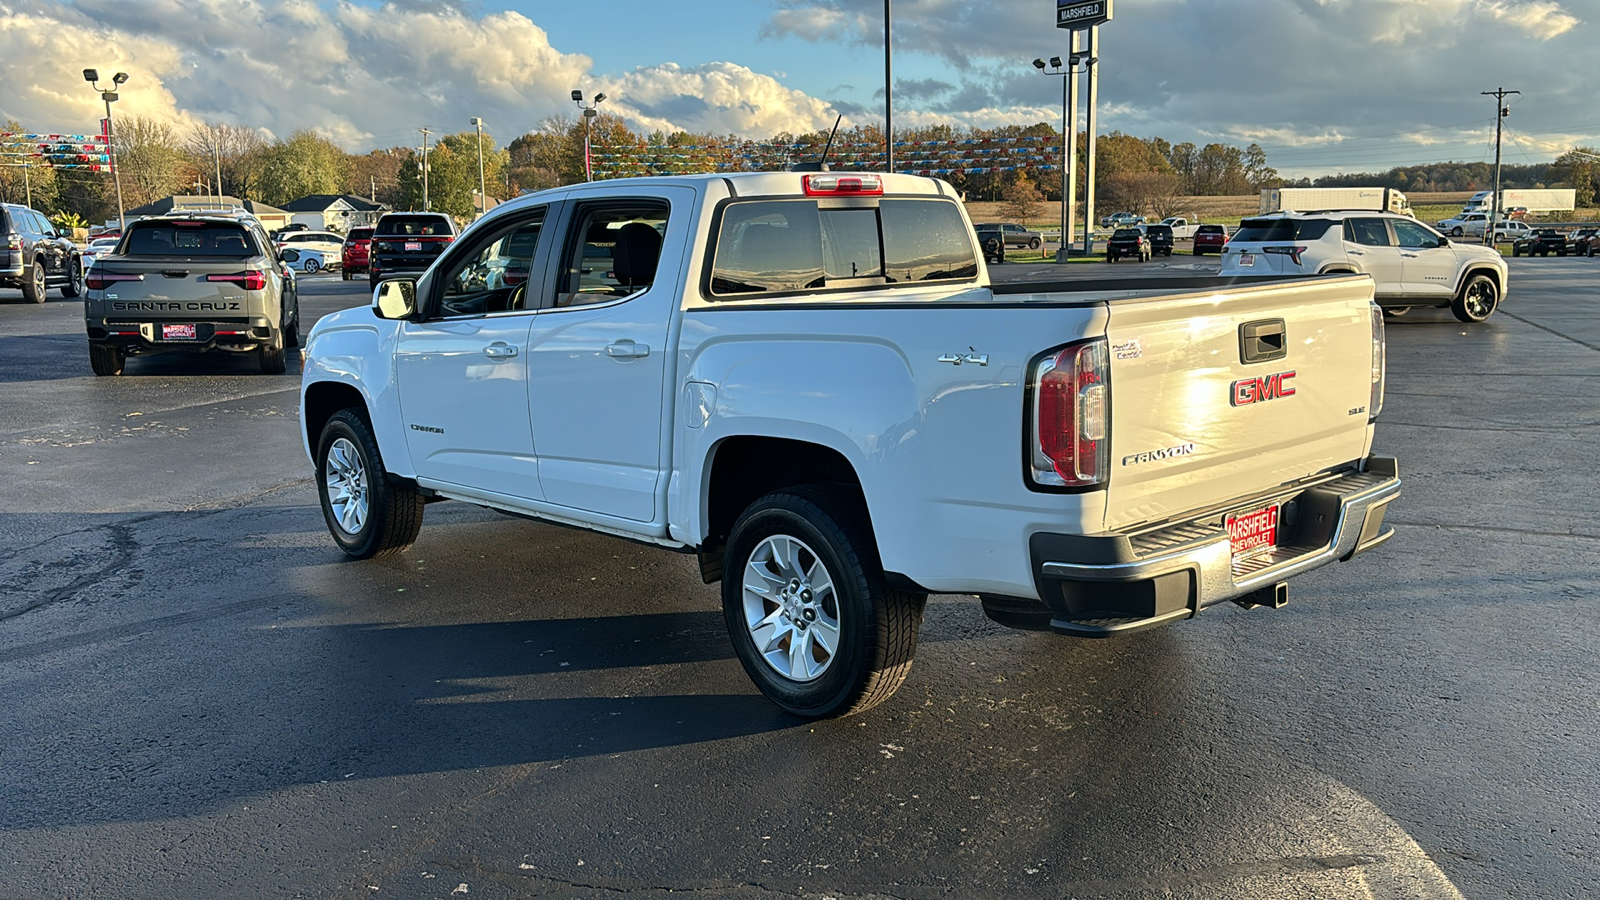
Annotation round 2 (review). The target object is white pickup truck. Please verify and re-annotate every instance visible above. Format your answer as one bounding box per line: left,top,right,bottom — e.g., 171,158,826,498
300,171,1400,718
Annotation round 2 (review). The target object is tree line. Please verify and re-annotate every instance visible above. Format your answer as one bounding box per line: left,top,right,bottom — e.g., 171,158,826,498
1285,152,1597,206
4,109,1591,228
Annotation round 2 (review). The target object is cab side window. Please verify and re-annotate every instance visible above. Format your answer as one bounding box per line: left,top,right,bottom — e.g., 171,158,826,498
434,216,545,318
1392,220,1440,249
555,203,669,308
1344,218,1392,247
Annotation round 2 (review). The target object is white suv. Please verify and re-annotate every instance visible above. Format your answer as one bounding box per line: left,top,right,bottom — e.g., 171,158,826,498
1220,210,1508,322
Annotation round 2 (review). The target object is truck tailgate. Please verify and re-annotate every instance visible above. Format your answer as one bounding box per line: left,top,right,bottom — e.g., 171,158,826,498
1102,275,1375,532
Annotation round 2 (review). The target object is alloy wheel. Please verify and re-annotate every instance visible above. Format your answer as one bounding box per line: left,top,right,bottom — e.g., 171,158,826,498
324,437,370,535
740,534,841,682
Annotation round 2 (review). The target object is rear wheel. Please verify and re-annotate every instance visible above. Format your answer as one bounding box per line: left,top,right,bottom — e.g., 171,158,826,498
88,343,125,376
723,486,926,718
316,410,424,559
259,334,287,374
22,259,46,304
342,269,352,281
1452,273,1499,323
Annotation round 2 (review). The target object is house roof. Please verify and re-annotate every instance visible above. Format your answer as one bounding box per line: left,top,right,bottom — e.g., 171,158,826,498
124,195,290,217
280,194,387,213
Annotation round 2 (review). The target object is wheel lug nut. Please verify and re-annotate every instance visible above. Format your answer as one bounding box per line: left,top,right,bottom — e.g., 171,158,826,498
800,589,812,602
803,608,816,621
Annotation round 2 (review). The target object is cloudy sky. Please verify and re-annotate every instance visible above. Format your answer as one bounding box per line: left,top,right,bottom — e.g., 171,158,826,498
1,0,1595,176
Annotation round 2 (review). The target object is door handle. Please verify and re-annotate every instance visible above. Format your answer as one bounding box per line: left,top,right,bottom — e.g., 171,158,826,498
483,342,518,359
606,340,650,359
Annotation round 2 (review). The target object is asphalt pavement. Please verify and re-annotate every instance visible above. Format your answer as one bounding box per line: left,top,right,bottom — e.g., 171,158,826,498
1,262,1596,899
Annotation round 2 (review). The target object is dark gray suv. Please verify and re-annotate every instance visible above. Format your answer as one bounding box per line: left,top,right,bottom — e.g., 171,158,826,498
1,203,81,303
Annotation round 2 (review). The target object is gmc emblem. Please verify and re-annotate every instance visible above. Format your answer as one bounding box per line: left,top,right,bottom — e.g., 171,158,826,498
1231,371,1296,406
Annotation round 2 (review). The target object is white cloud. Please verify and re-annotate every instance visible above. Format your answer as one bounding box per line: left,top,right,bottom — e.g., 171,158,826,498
0,0,841,149
1476,0,1580,38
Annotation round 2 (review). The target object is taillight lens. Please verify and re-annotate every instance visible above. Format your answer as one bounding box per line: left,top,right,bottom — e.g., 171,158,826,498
206,270,267,290
85,270,142,290
1031,340,1109,488
1262,245,1309,265
1370,303,1386,420
5,234,20,250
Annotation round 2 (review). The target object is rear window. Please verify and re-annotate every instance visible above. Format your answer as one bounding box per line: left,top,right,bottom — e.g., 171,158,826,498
1112,228,1140,238
1232,218,1337,242
347,227,373,241
1196,224,1226,234
124,221,257,257
377,215,453,237
1145,225,1173,236
709,198,977,298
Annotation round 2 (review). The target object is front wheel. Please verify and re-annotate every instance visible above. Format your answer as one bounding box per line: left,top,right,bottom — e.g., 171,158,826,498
723,487,926,718
316,410,424,559
1028,237,1041,250
304,258,321,273
1451,227,1464,237
60,258,83,298
1452,273,1499,323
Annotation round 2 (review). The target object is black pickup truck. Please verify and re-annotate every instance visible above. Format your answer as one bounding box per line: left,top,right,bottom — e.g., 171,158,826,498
1512,229,1569,257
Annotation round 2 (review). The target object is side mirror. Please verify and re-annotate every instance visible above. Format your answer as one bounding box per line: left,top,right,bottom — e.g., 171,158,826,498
373,278,416,320
1438,236,1450,247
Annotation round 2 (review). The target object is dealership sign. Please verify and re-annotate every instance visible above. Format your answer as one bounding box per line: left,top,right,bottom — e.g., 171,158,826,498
1057,0,1112,29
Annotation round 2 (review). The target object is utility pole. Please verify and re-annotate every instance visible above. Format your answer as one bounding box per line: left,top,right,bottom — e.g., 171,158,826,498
1481,88,1518,247
419,127,432,211
884,0,893,173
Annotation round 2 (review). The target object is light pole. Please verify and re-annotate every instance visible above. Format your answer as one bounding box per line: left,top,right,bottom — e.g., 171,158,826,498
418,127,432,210
82,68,128,231
572,90,606,182
1033,52,1081,260
469,116,487,219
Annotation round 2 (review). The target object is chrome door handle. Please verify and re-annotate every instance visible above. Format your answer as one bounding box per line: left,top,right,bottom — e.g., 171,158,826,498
483,342,518,359
606,340,650,359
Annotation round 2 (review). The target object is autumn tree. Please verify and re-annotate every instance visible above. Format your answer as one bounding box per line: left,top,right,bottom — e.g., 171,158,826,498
1549,147,1598,207
115,115,191,207
185,122,268,198
1000,173,1044,222
253,130,349,207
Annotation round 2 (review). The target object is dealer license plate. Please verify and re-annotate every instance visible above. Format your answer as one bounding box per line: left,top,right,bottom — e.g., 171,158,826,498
404,241,422,251
1237,251,1255,267
1226,502,1280,561
161,323,197,341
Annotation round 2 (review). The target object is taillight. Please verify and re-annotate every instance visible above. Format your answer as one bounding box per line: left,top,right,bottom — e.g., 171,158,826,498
85,271,143,290
802,173,885,196
1262,245,1309,265
5,234,20,250
206,270,267,290
1370,303,1386,421
1030,340,1109,488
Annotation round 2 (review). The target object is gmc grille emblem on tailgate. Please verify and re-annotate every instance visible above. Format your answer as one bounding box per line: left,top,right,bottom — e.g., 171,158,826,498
1231,371,1296,407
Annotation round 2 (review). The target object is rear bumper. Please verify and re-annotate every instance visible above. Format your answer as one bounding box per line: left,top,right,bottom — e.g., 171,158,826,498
86,316,276,352
1003,456,1400,638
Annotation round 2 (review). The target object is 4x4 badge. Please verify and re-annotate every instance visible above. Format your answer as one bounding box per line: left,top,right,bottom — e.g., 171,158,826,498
937,347,988,366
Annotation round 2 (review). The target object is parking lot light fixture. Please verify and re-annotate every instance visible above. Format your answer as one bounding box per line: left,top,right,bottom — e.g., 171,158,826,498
1033,56,1075,259
572,90,606,182
84,68,128,231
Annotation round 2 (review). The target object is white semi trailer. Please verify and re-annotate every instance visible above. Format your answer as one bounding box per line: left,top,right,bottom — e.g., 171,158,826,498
1260,187,1413,217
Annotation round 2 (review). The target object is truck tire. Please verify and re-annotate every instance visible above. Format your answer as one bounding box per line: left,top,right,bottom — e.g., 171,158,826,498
1452,273,1499,323
259,335,287,374
722,486,926,719
22,259,46,304
316,410,424,560
88,343,125,376
1512,245,1521,257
